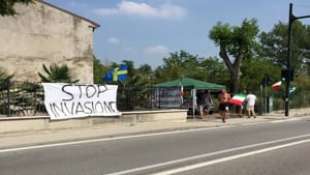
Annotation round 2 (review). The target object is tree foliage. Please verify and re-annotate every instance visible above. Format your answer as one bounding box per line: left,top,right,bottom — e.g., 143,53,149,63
209,18,259,93
38,64,78,83
0,0,33,16
240,57,281,91
200,57,230,85
0,68,13,87
93,56,109,84
154,50,201,82
100,60,154,110
100,51,230,89
114,60,154,88
260,21,310,74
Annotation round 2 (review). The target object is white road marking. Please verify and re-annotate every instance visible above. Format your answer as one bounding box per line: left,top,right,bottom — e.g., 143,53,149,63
0,126,233,153
153,139,310,175
105,133,310,175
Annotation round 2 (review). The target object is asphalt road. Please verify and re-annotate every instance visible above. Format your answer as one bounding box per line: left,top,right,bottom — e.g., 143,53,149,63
1,118,310,175
178,142,310,175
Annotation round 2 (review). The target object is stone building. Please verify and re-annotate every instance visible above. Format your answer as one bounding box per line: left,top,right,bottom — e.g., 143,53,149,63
0,0,100,83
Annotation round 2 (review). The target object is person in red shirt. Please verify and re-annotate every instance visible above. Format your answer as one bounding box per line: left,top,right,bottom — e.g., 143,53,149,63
218,89,231,123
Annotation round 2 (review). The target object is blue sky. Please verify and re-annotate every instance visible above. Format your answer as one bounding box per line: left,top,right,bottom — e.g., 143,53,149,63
47,0,310,67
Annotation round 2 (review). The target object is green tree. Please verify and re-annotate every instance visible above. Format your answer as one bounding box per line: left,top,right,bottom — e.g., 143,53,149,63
0,0,33,16
260,21,310,109
154,50,203,82
38,64,78,83
240,57,281,91
137,64,153,85
209,18,259,93
103,60,154,110
117,60,153,87
200,57,230,85
0,68,13,87
93,56,109,84
154,51,229,86
260,21,310,75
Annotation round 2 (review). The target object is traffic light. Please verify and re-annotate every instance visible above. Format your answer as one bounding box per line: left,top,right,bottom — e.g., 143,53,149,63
281,69,294,81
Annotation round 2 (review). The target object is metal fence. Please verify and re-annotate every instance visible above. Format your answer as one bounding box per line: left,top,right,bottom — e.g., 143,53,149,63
255,88,310,114
117,86,158,111
0,81,309,117
0,81,46,117
0,82,162,117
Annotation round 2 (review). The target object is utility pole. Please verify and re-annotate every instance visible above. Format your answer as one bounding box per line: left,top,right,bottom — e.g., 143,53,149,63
285,3,293,117
285,3,310,116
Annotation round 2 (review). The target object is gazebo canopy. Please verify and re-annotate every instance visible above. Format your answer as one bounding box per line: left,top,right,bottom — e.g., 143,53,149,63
155,77,225,90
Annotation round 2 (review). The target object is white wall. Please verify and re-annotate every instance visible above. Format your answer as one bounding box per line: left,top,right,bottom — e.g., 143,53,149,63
0,2,96,83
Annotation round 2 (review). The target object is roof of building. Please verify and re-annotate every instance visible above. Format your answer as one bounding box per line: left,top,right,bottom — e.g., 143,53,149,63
38,0,100,28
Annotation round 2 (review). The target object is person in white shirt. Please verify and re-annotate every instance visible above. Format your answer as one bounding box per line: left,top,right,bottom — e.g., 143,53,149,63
246,92,256,118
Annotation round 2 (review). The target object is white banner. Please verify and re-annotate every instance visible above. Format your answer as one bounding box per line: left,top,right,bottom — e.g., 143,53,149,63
42,83,121,120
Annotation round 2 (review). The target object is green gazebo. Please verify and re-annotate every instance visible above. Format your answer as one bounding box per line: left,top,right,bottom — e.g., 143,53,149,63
155,77,225,90
155,77,225,117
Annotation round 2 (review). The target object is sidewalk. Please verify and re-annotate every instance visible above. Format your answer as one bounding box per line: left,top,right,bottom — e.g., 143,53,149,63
0,108,309,149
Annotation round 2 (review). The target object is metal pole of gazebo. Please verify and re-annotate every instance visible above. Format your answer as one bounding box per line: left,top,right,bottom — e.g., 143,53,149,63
192,88,196,119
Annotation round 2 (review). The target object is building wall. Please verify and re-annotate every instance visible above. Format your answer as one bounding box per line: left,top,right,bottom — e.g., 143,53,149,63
0,2,95,83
